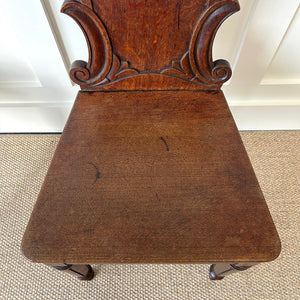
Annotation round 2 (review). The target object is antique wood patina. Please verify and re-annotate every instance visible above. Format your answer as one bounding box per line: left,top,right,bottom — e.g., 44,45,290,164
22,0,281,281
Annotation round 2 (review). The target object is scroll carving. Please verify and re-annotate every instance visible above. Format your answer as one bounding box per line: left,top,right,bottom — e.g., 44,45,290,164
61,0,240,90
161,52,196,82
162,0,240,87
62,0,112,87
106,55,139,82
61,0,140,88
188,0,240,85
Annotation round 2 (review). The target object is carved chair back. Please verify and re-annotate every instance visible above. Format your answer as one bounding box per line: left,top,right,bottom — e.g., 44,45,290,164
62,0,239,91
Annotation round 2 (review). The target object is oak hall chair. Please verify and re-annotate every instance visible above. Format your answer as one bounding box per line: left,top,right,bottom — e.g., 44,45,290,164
22,0,281,281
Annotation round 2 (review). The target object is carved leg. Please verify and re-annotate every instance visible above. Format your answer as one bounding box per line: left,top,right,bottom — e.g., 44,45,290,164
209,263,257,280
49,264,95,280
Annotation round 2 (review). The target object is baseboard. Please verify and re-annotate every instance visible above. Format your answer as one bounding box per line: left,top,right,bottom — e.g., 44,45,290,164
229,103,300,130
1,101,300,133
0,87,77,133
0,102,73,133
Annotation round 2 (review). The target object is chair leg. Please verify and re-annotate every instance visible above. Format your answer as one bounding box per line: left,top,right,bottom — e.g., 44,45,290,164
49,263,95,280
209,263,257,280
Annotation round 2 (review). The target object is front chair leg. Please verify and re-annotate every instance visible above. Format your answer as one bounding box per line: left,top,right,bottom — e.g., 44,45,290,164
49,264,95,280
209,262,257,280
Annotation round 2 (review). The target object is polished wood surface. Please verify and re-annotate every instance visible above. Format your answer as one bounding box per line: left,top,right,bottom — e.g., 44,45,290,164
22,91,281,264
61,0,239,90
22,0,281,279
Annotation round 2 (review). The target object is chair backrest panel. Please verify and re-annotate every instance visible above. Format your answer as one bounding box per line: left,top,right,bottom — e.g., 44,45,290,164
92,0,206,71
62,0,239,91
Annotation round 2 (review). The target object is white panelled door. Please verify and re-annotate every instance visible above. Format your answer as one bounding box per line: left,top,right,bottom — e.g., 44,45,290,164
223,0,300,130
0,0,299,132
0,0,78,132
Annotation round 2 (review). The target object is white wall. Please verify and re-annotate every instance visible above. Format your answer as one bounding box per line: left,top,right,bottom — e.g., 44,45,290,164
0,0,299,132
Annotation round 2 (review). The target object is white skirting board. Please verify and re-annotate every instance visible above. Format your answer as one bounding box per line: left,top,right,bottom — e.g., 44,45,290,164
229,105,300,131
0,103,73,133
0,87,77,133
0,101,300,132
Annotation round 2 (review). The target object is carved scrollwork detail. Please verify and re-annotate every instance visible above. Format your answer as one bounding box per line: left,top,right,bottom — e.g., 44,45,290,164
107,55,139,82
62,0,140,88
161,52,195,81
79,0,93,9
61,0,112,87
161,0,239,87
189,0,239,85
211,59,232,82
62,0,239,90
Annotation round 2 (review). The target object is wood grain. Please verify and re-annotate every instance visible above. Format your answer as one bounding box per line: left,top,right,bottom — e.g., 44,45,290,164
22,0,281,274
22,91,281,263
61,0,240,90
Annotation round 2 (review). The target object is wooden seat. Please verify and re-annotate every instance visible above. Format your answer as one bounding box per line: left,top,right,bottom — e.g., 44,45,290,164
22,0,280,281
